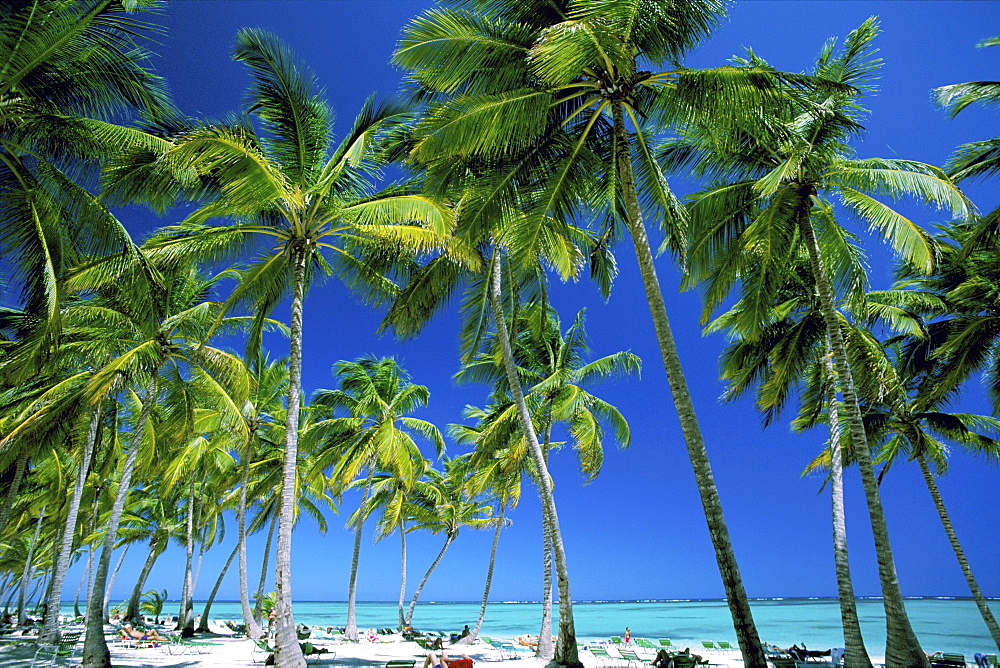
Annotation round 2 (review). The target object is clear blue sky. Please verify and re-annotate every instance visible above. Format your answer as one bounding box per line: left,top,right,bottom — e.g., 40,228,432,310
83,1,999,605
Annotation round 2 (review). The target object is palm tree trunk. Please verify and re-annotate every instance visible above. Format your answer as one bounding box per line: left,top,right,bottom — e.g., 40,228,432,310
460,499,507,645
797,208,927,668
238,431,265,639
198,541,240,632
0,452,28,532
18,505,46,626
82,376,156,668
125,536,165,623
273,242,307,668
611,102,766,668
102,544,129,621
254,511,278,624
74,552,90,619
177,480,196,632
405,532,456,625
345,470,374,642
538,436,554,661
488,254,581,668
397,520,408,630
41,407,100,643
823,347,872,668
917,453,1000,650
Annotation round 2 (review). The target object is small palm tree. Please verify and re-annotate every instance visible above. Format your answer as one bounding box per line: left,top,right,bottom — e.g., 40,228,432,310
140,589,168,625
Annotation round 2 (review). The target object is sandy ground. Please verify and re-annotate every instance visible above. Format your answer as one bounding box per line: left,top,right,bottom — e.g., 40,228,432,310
0,624,755,668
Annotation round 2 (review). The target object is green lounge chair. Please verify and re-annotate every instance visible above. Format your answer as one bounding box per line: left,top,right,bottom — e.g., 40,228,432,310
931,654,967,668
659,639,674,650
716,641,732,651
589,645,614,667
701,641,717,652
32,630,82,667
618,647,645,667
611,636,623,645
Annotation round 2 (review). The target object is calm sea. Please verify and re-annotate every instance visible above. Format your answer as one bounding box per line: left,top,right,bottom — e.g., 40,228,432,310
84,598,998,660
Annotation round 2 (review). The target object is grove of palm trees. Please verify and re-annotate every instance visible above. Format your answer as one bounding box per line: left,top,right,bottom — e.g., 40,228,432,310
0,2,996,668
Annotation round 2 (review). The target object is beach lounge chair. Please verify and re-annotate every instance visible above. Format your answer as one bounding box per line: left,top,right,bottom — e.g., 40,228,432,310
716,642,732,651
617,647,645,667
931,654,967,668
659,639,674,651
701,641,717,653
388,660,417,668
31,630,82,667
589,645,614,667
611,636,623,646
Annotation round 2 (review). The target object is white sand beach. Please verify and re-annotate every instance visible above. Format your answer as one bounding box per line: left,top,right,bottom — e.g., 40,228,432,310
0,622,758,668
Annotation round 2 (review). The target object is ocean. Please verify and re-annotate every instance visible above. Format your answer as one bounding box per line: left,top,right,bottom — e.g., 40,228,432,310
86,598,998,660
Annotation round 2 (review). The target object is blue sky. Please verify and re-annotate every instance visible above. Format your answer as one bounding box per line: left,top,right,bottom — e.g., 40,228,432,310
82,1,1000,605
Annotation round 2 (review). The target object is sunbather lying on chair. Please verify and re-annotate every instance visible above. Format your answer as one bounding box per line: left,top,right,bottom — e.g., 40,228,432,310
122,622,166,642
424,650,474,668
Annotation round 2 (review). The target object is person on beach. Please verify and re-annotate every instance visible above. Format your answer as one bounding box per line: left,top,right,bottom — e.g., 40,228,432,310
424,650,474,668
625,628,631,644
122,622,167,642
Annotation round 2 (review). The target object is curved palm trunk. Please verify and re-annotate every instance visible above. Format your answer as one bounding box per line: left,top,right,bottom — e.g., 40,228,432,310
74,552,91,619
82,376,156,668
198,541,240,632
41,407,101,643
103,545,129,621
917,454,1000,650
459,499,507,645
538,439,554,661
405,532,456,625
238,431,265,639
0,452,29,532
823,348,872,668
345,471,374,642
125,535,166,623
797,209,926,668
18,505,46,626
273,242,307,668
397,520,408,630
254,512,278,624
177,480,196,632
611,103,766,668
488,256,580,668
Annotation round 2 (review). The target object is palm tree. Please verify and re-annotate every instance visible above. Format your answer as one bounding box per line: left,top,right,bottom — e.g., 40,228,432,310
403,455,492,626
679,20,970,666
106,29,453,666
450,408,522,644
311,355,443,640
455,301,638,657
393,3,828,661
708,247,874,668
0,0,168,354
933,35,1000,246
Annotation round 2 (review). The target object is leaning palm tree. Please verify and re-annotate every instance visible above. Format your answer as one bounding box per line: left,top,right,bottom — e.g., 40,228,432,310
105,29,453,666
450,408,522,644
680,20,970,667
709,246,874,668
393,2,834,661
403,455,492,626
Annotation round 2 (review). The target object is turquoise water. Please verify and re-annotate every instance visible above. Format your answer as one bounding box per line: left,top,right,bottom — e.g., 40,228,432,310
76,598,998,660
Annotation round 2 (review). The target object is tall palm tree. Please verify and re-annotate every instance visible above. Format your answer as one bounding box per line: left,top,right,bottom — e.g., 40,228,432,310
311,355,443,640
679,20,970,666
709,247,874,668
393,3,830,661
105,29,453,666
